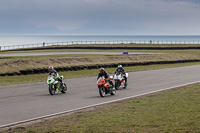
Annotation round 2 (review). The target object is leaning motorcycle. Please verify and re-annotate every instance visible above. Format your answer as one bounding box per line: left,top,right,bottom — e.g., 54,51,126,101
114,72,128,90
97,76,116,97
47,75,67,95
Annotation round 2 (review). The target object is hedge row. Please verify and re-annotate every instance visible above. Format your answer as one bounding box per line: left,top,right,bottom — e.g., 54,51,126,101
1,59,200,76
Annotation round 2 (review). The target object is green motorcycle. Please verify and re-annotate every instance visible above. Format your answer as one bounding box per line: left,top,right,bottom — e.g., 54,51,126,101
47,75,67,95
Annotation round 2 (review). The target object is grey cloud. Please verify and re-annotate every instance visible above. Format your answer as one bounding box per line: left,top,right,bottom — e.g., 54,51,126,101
0,0,200,34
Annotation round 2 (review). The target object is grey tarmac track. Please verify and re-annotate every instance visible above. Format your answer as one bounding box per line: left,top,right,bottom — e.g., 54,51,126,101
0,52,164,56
0,65,200,127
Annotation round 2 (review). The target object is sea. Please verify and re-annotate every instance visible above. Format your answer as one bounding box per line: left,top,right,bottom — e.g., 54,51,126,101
0,34,200,48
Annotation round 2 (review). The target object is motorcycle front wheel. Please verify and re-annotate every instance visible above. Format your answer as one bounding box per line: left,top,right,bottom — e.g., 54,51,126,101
99,86,106,97
49,85,56,95
61,83,67,93
115,81,120,90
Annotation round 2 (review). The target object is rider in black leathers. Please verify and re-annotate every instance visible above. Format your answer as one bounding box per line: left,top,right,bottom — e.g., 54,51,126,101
114,65,127,84
97,68,114,87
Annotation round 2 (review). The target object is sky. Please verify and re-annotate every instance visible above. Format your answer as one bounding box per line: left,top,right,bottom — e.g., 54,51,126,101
0,0,200,35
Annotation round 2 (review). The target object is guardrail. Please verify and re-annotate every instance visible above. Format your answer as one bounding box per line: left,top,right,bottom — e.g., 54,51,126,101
1,40,200,50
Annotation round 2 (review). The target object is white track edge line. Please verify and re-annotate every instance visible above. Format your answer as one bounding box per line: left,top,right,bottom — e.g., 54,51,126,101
1,80,200,128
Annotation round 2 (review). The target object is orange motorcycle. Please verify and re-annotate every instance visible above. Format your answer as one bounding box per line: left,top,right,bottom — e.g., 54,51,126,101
97,76,116,97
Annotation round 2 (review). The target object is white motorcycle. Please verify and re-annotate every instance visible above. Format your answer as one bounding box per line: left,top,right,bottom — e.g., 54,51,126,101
114,72,128,90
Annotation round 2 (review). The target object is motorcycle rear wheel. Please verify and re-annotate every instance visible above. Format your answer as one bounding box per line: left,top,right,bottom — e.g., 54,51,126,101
61,83,67,93
110,87,116,95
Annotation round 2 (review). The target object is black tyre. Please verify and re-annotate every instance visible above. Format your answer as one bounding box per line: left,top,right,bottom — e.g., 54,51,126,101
99,86,106,97
49,85,56,95
61,83,67,93
115,81,120,90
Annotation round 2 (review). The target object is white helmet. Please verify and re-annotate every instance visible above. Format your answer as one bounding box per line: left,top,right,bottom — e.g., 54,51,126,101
118,65,122,69
48,66,54,73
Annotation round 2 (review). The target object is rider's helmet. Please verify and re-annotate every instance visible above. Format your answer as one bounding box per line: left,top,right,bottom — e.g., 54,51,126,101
118,65,122,69
48,66,54,73
100,68,105,74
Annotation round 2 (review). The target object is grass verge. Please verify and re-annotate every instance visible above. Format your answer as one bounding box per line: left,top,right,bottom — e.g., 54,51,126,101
3,82,200,133
0,50,199,74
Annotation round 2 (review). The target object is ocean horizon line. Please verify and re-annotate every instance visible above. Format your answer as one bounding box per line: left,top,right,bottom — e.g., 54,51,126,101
1,34,200,48
0,34,200,36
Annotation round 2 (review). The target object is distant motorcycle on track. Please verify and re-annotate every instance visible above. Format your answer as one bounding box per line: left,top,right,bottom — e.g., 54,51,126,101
114,72,128,90
47,75,67,95
97,76,116,97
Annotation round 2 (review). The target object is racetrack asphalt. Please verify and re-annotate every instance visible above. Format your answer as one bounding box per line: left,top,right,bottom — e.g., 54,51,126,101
0,65,200,127
0,52,164,56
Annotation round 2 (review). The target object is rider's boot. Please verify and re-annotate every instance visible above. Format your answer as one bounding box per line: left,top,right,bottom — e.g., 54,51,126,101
110,81,114,90
59,78,63,89
125,77,127,86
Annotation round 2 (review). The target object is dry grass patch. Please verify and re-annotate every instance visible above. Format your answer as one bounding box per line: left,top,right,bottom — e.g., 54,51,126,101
0,53,198,74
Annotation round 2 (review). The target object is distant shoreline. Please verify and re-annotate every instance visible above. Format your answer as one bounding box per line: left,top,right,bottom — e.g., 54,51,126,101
1,34,200,47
